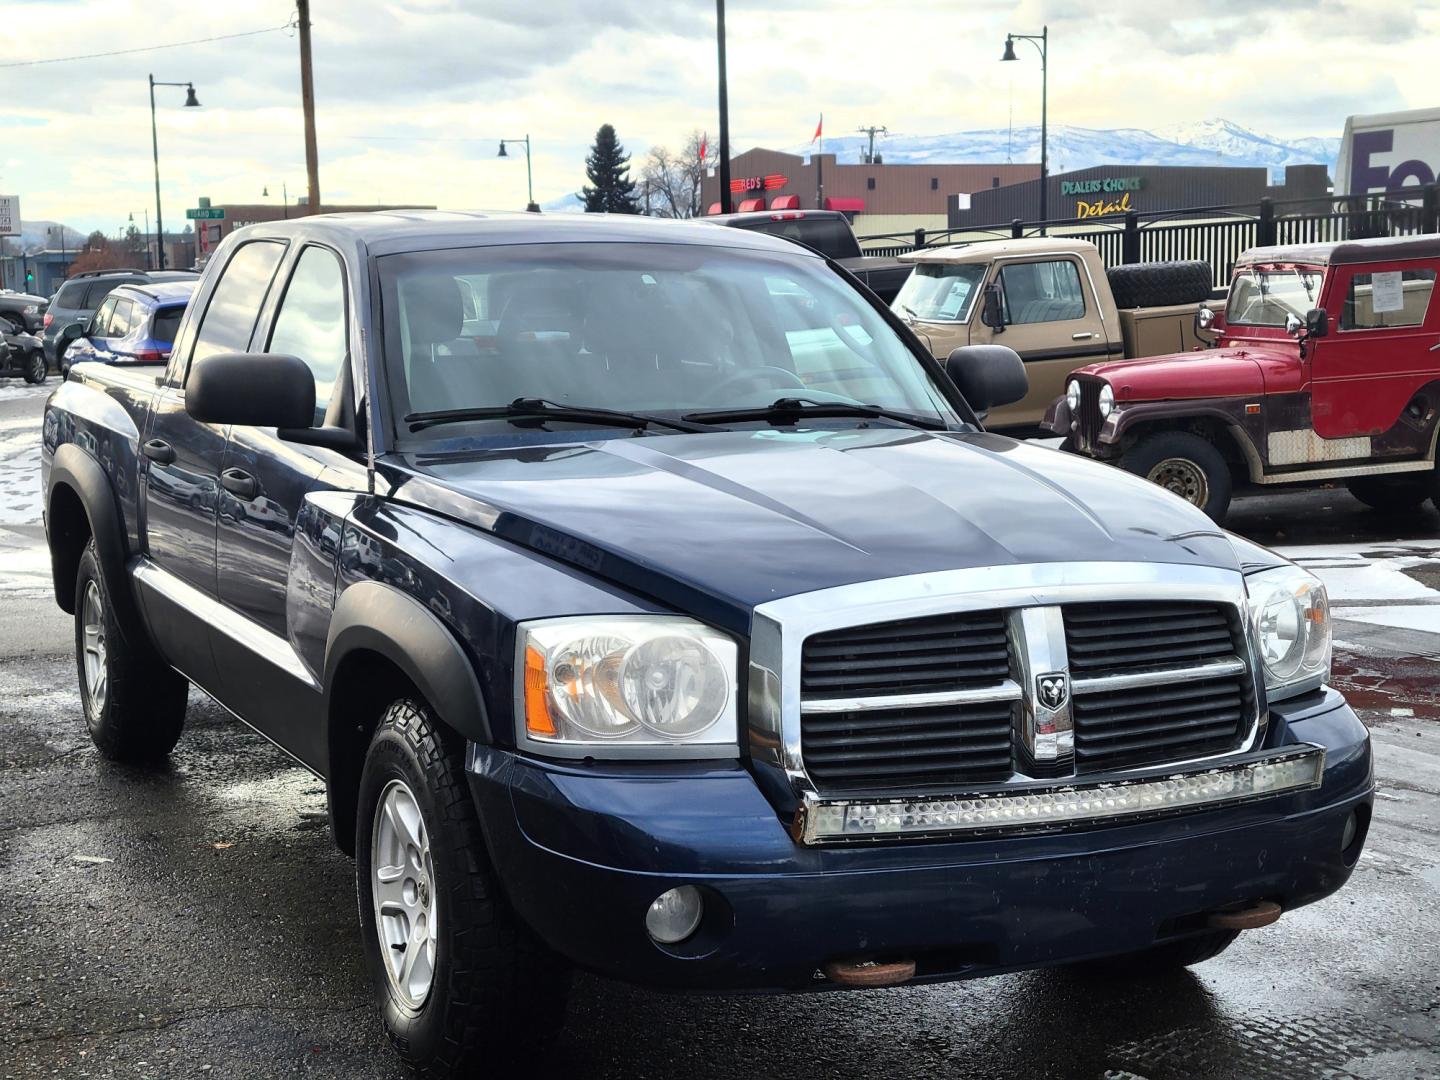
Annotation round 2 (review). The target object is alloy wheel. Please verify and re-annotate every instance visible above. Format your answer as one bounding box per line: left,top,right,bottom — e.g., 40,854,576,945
371,778,438,1009
81,579,108,713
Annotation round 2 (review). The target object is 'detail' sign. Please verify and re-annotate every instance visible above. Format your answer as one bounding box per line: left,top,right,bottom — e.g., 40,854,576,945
1063,176,1145,218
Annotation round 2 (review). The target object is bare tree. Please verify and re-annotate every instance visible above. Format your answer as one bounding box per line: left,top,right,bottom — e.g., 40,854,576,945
639,131,707,218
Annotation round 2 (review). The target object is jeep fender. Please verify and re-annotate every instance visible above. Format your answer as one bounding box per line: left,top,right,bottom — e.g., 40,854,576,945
1107,401,1265,481
46,442,142,631
323,580,493,746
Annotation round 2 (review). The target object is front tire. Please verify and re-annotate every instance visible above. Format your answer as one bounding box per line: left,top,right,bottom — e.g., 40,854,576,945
74,541,188,761
356,699,569,1079
1121,431,1233,523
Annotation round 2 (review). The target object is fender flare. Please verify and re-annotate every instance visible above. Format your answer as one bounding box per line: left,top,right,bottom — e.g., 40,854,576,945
323,580,493,746
1107,401,1265,481
47,442,141,629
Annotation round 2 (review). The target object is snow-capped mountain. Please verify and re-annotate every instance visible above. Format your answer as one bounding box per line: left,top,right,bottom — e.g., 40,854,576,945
3,221,87,253
789,118,1338,182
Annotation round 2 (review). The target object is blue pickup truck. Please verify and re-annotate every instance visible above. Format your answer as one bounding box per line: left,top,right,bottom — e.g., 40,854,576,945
41,211,1373,1077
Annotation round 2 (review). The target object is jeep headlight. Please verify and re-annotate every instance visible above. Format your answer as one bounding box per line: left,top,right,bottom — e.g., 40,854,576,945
1246,565,1330,701
1097,382,1115,419
517,617,738,757
1065,380,1081,413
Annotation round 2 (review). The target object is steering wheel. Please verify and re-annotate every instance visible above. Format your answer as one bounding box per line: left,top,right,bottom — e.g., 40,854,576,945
707,365,806,402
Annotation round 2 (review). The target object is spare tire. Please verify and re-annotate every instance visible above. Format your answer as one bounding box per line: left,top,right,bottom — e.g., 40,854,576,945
1106,261,1214,309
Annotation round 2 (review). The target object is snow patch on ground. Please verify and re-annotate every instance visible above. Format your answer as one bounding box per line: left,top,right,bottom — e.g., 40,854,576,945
0,432,42,526
1335,605,1440,637
0,383,52,403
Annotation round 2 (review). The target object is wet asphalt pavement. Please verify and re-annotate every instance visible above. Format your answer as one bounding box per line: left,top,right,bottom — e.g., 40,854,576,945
2,383,1438,1079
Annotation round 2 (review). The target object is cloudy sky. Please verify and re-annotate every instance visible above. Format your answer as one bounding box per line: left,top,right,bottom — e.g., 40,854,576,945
2,0,1435,234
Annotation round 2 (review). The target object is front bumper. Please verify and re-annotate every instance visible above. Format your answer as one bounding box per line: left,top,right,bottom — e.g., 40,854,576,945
469,688,1372,992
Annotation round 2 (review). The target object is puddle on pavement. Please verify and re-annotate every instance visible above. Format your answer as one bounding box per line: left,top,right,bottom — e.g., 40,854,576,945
1331,654,1440,721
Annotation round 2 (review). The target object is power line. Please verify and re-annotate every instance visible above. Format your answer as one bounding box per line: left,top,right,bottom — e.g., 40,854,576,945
0,18,294,69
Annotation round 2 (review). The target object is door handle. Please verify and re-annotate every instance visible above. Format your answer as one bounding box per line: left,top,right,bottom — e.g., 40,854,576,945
220,468,258,500
142,438,175,465
1072,331,1096,340
1429,341,1440,352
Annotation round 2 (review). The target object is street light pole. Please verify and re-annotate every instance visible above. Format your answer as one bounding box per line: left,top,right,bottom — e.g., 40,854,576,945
498,137,540,212
296,0,322,215
148,74,200,269
716,0,732,214
1002,26,1048,230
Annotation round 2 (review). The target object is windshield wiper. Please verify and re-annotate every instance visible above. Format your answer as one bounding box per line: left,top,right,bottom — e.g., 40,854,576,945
899,303,920,320
405,398,716,434
682,396,947,430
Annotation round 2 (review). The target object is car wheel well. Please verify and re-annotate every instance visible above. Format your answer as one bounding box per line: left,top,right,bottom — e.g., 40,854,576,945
326,649,464,857
48,483,92,614
1122,417,1251,482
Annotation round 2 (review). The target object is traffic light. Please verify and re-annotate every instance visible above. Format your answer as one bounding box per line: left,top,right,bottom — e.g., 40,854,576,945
25,271,33,283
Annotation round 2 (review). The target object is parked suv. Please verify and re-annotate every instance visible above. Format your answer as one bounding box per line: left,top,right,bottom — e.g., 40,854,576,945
0,289,48,332
64,281,196,370
42,268,198,372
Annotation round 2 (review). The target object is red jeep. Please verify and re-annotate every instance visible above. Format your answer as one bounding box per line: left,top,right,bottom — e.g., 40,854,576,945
1045,234,1440,523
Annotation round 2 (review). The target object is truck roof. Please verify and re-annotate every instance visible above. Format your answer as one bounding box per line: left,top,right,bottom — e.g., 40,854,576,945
228,209,809,259
899,237,1098,264
1236,233,1440,269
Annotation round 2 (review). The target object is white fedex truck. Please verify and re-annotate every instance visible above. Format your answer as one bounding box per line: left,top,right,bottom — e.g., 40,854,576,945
1335,107,1440,198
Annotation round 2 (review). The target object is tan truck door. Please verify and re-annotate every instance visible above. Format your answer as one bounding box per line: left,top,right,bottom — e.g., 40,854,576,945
973,255,1111,428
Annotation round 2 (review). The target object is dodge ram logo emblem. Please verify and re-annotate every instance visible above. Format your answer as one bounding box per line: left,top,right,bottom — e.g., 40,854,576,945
1036,673,1069,711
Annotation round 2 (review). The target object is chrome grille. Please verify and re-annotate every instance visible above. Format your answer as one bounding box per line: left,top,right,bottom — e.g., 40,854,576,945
795,598,1256,794
1075,378,1104,447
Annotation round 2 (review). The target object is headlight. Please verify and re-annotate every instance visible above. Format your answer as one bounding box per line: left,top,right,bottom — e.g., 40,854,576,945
517,616,738,757
1246,565,1330,701
1097,383,1115,419
1065,380,1081,413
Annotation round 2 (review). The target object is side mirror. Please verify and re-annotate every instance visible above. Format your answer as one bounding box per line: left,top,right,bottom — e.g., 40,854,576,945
1305,307,1328,339
945,344,1028,418
1196,305,1215,331
1284,312,1304,337
980,283,1006,332
186,352,315,429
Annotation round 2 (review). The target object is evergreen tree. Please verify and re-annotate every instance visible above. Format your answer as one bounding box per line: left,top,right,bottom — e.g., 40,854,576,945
580,124,640,214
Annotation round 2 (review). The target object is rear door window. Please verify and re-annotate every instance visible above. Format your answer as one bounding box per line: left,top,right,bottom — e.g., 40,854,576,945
1339,268,1437,330
108,298,136,337
188,241,286,373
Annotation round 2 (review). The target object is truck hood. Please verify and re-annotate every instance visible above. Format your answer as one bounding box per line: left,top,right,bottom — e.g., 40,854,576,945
388,428,1240,630
1077,346,1294,401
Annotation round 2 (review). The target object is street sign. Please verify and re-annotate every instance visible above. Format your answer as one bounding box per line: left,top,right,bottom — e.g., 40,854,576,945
0,195,20,236
186,207,225,220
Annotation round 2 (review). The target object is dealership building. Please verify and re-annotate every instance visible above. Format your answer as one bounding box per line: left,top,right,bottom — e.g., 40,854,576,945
947,164,1332,228
700,148,1039,238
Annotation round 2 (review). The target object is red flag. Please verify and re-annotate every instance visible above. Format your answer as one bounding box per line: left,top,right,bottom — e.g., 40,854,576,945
812,115,823,143
699,133,707,163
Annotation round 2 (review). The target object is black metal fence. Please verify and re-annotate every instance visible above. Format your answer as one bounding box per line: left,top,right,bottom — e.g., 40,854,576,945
858,186,1440,289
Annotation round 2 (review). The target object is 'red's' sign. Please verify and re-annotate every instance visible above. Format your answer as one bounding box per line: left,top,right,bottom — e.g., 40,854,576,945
730,174,789,193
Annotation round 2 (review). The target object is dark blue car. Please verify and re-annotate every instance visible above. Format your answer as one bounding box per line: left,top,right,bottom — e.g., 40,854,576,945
41,211,1374,1079
61,280,196,375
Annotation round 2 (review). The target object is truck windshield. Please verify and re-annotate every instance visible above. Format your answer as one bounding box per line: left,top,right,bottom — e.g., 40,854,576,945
891,263,987,323
378,242,962,441
1226,269,1323,327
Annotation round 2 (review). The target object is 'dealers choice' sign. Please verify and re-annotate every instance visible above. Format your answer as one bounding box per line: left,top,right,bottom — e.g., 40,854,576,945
1061,176,1145,219
0,195,19,237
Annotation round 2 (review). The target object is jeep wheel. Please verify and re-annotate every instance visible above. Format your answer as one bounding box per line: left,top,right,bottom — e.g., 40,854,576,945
74,541,188,761
1346,475,1429,514
356,698,569,1079
1071,929,1239,978
1122,431,1233,523
23,351,47,384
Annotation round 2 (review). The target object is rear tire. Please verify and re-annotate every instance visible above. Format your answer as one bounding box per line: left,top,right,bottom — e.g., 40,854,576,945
1071,930,1239,977
24,351,47,384
1346,474,1429,514
356,698,569,1079
74,541,188,762
1121,430,1233,523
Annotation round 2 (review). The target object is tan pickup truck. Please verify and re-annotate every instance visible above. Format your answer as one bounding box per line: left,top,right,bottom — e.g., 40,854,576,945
892,238,1217,429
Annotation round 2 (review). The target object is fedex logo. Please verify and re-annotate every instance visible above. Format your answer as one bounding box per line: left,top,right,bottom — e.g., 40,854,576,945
1349,128,1436,195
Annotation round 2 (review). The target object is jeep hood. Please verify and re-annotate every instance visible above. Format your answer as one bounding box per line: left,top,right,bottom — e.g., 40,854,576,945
1076,346,1295,401
389,428,1240,629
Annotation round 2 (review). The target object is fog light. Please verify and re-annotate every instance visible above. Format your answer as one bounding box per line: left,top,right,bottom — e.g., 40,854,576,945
1341,810,1358,852
645,886,703,944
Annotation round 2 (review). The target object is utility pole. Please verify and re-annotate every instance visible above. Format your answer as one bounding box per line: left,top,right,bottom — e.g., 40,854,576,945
297,0,322,215
716,0,732,214
857,124,888,164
